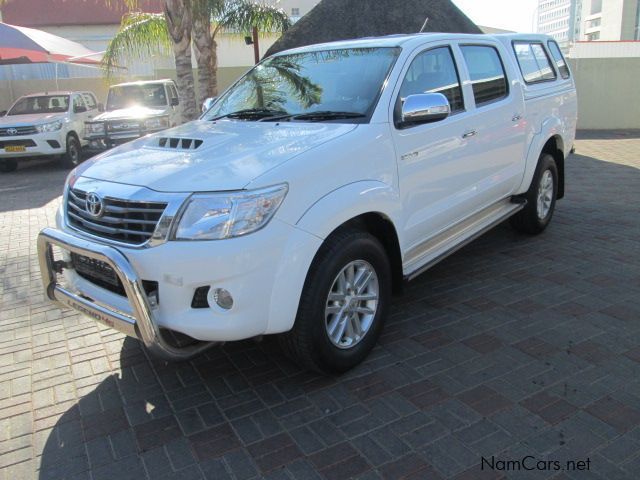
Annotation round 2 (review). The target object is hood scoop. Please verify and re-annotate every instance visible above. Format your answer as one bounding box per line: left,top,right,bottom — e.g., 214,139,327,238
158,137,203,150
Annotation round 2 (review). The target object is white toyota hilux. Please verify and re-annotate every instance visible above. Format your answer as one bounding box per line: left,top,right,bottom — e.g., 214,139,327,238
38,34,577,373
0,91,99,172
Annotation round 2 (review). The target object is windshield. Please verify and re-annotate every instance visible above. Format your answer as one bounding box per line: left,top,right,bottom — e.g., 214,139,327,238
203,47,400,122
8,95,70,115
106,84,168,110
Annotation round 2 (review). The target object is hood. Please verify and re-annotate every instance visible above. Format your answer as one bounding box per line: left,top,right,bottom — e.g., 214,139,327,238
92,106,167,122
0,112,67,126
75,120,357,192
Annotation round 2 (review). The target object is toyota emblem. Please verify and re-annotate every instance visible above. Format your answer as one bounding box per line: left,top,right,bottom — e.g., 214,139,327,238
6,128,18,136
85,192,104,218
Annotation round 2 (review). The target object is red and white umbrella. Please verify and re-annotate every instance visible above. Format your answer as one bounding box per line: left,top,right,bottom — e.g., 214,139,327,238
0,22,102,65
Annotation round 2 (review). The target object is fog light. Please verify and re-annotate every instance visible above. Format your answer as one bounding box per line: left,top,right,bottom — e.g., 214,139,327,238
212,288,233,310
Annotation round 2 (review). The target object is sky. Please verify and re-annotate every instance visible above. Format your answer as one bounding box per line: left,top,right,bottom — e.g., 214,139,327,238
452,0,539,33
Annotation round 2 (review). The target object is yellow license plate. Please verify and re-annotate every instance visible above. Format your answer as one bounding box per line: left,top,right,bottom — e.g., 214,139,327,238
4,145,26,153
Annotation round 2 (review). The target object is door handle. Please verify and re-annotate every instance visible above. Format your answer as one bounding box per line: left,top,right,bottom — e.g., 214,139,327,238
512,114,522,122
462,130,477,139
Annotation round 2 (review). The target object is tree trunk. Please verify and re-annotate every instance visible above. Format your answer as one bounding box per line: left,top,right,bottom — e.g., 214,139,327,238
164,0,197,121
192,15,216,106
211,37,218,97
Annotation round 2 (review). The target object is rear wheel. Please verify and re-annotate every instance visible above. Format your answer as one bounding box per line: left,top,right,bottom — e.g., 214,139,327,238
279,229,391,373
510,153,558,234
0,158,18,173
60,134,81,169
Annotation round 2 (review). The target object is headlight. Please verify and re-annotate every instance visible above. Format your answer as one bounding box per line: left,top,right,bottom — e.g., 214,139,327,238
85,122,105,135
174,184,288,241
36,120,63,133
144,116,169,130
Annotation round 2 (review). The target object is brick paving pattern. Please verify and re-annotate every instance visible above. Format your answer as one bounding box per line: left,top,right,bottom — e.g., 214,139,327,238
1,130,639,479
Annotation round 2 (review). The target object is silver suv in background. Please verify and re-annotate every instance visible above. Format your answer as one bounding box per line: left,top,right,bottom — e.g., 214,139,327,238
0,91,99,173
84,79,181,151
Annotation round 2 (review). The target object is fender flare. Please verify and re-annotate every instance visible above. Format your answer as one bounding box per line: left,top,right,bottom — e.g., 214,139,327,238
517,116,563,194
295,180,403,240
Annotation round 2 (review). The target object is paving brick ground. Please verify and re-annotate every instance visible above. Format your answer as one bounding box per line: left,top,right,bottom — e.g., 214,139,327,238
1,130,639,480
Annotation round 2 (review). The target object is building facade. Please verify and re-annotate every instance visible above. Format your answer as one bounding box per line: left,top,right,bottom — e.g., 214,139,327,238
537,0,640,45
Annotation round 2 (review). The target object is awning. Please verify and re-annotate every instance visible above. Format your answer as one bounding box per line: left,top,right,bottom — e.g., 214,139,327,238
0,22,103,65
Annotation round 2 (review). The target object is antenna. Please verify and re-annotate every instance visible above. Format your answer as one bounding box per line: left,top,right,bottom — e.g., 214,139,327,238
420,17,429,33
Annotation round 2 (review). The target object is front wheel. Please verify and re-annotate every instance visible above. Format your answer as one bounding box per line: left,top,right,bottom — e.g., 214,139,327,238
279,230,391,373
60,134,81,169
510,153,558,234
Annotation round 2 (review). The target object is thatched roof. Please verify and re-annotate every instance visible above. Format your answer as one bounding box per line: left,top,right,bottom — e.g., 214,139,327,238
265,0,482,57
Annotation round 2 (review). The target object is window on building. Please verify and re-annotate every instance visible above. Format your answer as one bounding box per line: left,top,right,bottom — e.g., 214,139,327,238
460,45,508,105
586,31,600,41
587,18,601,28
398,46,464,112
513,42,557,83
291,7,300,16
547,40,570,79
590,0,602,15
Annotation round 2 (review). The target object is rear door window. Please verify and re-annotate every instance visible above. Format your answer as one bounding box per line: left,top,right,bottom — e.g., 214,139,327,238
547,41,570,79
513,42,557,83
460,45,508,106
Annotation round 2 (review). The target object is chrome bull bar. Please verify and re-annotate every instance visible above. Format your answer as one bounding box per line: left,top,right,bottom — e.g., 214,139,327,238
37,227,216,361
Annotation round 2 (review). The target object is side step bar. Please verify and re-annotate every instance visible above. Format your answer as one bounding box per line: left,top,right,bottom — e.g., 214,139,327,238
403,199,526,281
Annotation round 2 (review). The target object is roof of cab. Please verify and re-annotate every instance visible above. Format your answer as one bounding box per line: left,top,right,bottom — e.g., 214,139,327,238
20,90,94,97
272,32,556,56
112,79,176,87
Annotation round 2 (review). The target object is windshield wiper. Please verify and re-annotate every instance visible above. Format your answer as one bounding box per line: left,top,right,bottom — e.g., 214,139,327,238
211,108,288,121
267,111,367,122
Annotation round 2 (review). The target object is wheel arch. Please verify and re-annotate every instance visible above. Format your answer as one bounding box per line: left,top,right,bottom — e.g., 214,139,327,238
295,181,404,294
541,134,565,199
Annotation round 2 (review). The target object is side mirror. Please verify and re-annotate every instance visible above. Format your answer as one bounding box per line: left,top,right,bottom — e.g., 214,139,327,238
202,96,217,113
74,105,87,113
399,93,450,127
97,103,104,112
0,110,6,117
170,97,180,107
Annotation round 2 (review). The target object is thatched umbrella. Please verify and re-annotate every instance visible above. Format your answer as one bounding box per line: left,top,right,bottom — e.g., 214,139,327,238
265,0,482,57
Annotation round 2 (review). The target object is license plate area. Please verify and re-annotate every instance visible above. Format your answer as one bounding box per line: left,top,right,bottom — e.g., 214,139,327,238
4,145,26,152
70,252,126,295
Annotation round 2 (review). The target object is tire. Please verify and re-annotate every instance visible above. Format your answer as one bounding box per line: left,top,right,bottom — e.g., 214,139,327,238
0,159,18,173
510,153,558,234
60,134,81,169
279,229,391,374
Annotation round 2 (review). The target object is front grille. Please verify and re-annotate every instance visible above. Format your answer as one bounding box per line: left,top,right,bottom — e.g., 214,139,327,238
71,252,125,295
0,139,36,148
0,126,38,136
107,121,141,134
71,252,159,298
66,188,167,245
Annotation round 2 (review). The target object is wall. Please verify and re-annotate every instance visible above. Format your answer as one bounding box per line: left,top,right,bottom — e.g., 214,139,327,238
0,66,249,111
568,57,640,129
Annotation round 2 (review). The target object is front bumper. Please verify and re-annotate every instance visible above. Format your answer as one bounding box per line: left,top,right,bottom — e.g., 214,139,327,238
85,127,167,150
38,216,322,360
0,131,65,158
38,227,216,360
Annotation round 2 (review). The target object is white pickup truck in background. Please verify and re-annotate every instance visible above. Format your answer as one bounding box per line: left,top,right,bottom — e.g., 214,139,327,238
84,79,181,151
38,33,577,373
0,91,99,172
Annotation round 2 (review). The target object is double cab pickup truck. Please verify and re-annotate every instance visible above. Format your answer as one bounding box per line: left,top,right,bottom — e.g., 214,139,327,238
38,33,577,373
84,79,180,151
0,91,99,172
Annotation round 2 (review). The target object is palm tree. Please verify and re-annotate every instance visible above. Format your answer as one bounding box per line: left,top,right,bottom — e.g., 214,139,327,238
103,0,290,119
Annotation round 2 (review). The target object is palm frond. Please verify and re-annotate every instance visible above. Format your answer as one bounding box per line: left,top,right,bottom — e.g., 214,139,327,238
218,0,291,34
102,12,171,78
